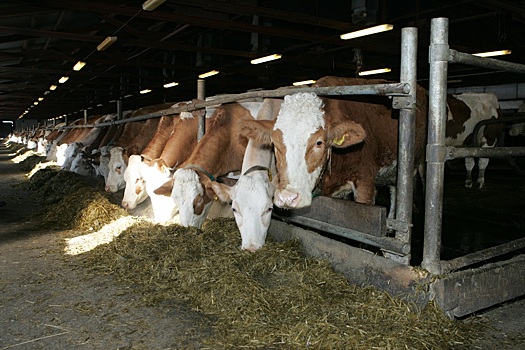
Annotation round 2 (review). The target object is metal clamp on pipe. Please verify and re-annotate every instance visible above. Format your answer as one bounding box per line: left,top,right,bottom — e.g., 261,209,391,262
426,143,447,162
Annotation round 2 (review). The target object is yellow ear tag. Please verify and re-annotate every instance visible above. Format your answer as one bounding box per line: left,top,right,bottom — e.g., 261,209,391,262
333,134,346,146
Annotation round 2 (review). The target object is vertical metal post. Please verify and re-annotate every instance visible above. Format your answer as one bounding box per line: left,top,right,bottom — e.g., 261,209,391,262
64,115,68,125
117,99,123,120
197,79,206,141
393,27,419,265
422,18,449,274
53,118,56,127
84,109,88,123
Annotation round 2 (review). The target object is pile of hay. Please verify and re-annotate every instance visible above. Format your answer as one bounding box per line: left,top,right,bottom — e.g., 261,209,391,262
84,217,486,349
29,167,127,230
16,153,48,171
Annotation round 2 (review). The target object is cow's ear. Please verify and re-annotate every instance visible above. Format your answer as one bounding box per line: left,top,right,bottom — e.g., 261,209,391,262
240,119,274,147
328,120,366,148
207,181,232,203
153,179,173,197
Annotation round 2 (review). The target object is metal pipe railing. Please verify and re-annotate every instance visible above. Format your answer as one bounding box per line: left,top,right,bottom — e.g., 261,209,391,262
49,83,411,130
393,27,418,265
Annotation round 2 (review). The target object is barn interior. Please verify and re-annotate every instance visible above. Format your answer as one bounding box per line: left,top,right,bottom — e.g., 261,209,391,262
1,0,525,318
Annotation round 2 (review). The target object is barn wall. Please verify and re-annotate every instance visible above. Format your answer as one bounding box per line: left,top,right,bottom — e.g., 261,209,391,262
448,82,525,110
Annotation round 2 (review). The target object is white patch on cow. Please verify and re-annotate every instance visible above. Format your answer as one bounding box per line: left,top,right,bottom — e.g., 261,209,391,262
92,145,112,182
55,143,69,166
171,168,212,228
140,161,178,222
62,142,83,171
105,147,127,192
122,155,148,209
273,92,325,207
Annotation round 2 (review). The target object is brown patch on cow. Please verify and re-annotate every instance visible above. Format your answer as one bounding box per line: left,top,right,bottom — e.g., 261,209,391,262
445,95,471,140
270,128,289,191
134,184,143,195
305,128,328,174
154,180,173,197
240,119,275,148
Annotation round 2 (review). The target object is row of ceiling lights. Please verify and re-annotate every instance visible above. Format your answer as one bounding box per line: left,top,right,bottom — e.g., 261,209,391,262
19,2,513,121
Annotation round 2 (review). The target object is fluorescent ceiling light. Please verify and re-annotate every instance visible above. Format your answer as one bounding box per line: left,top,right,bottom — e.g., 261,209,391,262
340,24,394,40
358,68,392,76
293,80,316,86
33,101,39,105
73,61,86,71
58,76,69,83
50,85,57,90
97,36,117,51
251,54,282,65
142,0,167,11
163,82,179,88
38,97,44,101
198,70,219,79
473,50,512,58
140,89,152,94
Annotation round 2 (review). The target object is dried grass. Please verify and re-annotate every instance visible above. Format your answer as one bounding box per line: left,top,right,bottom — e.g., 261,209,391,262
83,218,486,350
29,167,127,230
23,165,487,349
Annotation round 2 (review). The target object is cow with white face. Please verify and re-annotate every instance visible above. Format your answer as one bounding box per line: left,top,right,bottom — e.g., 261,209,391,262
70,151,96,177
209,98,282,251
62,141,84,171
240,76,428,211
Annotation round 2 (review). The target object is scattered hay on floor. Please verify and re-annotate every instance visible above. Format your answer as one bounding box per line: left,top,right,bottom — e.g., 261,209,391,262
83,217,486,350
12,150,43,166
37,187,128,230
27,167,127,230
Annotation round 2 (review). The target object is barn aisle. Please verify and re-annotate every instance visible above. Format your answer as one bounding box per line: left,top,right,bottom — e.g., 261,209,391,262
0,142,212,349
0,141,524,349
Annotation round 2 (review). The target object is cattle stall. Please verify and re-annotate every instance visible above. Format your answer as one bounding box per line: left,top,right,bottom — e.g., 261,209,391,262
26,20,524,318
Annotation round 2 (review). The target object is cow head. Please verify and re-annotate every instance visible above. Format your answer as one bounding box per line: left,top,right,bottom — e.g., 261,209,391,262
121,154,148,209
167,168,215,229
105,147,127,192
210,170,275,251
70,151,96,177
241,92,366,209
62,142,83,171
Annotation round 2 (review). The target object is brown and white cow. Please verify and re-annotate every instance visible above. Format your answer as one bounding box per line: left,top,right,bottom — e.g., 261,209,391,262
105,102,177,192
209,98,282,251
155,101,264,229
121,115,179,212
240,76,428,211
445,92,504,189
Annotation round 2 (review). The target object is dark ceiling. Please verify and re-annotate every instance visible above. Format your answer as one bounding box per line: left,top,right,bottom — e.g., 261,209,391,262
1,0,525,122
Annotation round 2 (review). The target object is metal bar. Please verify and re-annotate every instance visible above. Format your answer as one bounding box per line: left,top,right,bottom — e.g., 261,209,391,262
54,83,411,129
393,27,418,264
473,115,525,146
422,17,449,275
440,237,525,273
447,146,525,159
279,216,410,255
117,99,123,120
197,79,205,141
449,49,525,74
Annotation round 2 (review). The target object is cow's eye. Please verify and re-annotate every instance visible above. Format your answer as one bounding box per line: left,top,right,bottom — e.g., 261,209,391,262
316,140,323,147
116,166,121,171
